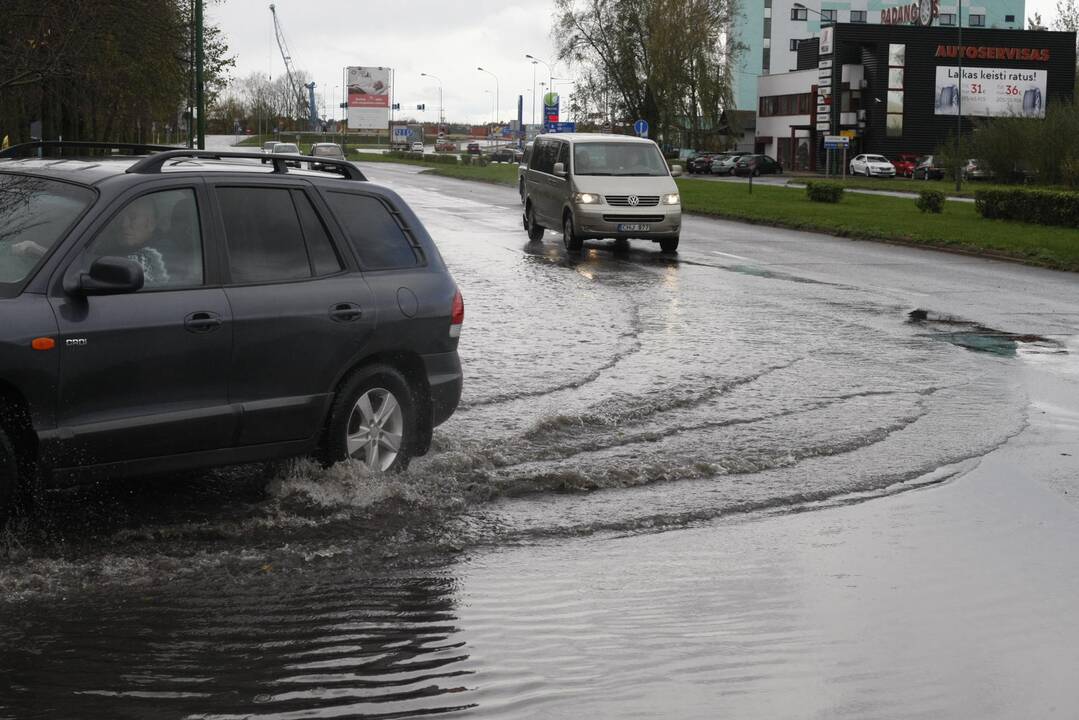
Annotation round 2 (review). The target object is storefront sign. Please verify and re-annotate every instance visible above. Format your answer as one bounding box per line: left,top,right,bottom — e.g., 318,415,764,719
934,66,1048,118
819,27,834,56
882,0,939,25
935,45,1051,62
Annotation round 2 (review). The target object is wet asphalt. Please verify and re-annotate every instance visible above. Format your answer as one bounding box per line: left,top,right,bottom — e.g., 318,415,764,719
1,147,1077,718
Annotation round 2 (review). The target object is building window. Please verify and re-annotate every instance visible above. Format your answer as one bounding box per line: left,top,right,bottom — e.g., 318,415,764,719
791,7,808,20
790,38,800,51
764,18,771,37
969,13,986,26
821,8,836,22
1005,14,1015,22
888,68,904,89
887,114,903,137
887,91,904,114
938,12,956,26
763,48,770,72
850,10,867,22
888,44,905,66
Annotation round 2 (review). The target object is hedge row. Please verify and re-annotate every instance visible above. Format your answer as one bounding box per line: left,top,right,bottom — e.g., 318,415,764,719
383,150,489,166
975,188,1079,228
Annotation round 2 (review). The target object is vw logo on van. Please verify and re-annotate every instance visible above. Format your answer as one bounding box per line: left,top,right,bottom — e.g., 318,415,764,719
628,195,640,206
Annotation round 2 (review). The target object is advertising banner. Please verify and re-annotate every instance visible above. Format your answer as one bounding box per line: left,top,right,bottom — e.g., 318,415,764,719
543,92,560,124
934,66,1048,118
346,66,391,130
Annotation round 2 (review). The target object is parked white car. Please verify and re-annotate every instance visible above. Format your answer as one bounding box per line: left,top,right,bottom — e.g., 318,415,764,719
849,154,897,177
411,141,424,153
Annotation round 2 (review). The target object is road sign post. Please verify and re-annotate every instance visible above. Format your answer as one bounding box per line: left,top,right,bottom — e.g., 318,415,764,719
634,119,649,138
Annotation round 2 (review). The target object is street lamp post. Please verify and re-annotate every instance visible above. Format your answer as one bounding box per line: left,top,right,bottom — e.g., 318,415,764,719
420,72,444,130
526,54,553,123
477,66,499,128
956,0,964,192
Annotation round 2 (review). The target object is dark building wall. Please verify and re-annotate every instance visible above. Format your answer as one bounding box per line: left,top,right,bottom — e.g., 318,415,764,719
821,24,1076,157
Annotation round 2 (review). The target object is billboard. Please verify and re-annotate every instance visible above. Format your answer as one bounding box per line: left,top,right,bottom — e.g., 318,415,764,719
934,66,1047,118
347,66,390,130
543,92,559,123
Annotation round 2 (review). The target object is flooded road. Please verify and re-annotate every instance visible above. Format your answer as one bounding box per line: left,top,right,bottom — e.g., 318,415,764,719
2,159,1078,718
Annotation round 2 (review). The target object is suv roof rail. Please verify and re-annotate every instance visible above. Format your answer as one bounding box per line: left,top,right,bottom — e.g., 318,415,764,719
0,140,180,159
126,149,367,181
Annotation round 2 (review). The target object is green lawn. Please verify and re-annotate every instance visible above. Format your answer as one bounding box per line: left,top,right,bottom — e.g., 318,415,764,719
351,151,519,186
677,180,1079,271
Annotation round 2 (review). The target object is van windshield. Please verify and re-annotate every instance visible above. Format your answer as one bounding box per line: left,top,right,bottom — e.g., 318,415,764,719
573,142,669,177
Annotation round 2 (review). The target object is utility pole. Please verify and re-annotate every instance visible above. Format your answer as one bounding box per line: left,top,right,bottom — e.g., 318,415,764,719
955,0,963,192
195,0,205,149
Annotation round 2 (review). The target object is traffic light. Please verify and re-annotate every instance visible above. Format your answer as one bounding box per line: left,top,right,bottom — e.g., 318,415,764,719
417,103,426,110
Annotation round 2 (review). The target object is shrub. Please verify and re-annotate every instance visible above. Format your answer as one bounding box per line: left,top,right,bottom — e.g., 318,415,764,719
805,182,844,203
915,190,945,214
975,188,1079,228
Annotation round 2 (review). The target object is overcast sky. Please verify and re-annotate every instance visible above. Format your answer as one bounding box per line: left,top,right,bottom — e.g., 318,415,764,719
208,0,1062,126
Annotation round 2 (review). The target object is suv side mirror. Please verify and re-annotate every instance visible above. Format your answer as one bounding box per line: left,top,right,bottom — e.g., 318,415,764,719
65,256,145,296
553,162,567,177
670,164,683,177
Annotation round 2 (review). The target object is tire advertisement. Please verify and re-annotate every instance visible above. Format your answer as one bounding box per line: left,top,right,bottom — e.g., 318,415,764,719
347,66,390,130
934,66,1048,118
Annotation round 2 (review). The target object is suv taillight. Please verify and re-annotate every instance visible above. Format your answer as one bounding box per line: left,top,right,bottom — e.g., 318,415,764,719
450,288,464,338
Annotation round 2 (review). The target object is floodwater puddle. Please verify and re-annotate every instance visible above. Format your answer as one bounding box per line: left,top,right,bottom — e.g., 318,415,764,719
908,308,1067,357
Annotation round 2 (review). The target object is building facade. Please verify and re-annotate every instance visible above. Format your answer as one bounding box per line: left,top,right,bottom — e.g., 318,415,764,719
732,0,1028,112
754,23,1075,170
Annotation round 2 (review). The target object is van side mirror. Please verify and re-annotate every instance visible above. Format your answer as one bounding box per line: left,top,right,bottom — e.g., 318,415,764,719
65,256,145,296
553,162,567,177
670,164,683,177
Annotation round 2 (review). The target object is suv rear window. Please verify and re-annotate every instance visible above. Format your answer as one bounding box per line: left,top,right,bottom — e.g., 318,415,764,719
324,193,418,270
218,187,342,283
0,173,93,293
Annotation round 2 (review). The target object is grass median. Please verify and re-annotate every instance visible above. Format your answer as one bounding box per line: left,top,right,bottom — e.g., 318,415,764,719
677,180,1079,271
785,175,1077,200
351,151,519,186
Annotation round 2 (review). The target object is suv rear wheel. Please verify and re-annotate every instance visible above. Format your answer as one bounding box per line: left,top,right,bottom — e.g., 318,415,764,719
659,236,680,253
563,214,583,253
324,365,416,472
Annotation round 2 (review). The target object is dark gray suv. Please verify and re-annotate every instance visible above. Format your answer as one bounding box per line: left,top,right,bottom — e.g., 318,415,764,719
0,142,463,514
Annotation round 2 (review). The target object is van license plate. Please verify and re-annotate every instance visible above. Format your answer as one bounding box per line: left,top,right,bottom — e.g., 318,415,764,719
617,224,650,232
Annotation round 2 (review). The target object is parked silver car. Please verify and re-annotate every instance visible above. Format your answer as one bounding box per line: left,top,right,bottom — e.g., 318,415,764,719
521,133,682,253
711,154,745,175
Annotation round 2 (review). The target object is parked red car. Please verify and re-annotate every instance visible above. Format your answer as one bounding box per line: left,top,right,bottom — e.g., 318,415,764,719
467,142,481,154
891,152,919,178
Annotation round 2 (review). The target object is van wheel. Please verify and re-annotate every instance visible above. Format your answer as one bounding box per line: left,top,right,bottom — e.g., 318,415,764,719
563,214,583,252
323,365,416,472
0,428,17,520
526,205,545,241
659,236,680,253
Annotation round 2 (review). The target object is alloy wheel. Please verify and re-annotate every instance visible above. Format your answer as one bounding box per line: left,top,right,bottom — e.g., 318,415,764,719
345,388,404,471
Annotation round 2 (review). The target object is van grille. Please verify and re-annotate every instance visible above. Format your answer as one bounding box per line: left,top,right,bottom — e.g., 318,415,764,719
602,214,665,223
605,195,660,207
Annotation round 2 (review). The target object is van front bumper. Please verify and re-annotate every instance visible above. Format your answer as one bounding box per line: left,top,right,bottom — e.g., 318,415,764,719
573,204,681,240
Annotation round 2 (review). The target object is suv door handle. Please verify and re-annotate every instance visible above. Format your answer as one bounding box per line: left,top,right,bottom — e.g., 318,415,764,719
184,311,222,333
329,303,363,322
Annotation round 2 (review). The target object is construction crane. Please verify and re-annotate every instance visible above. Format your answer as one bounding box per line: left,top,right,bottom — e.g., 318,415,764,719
269,4,318,131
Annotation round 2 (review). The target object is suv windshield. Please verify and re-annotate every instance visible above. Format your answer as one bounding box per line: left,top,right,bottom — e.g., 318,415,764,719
574,142,669,176
0,174,93,292
274,144,299,153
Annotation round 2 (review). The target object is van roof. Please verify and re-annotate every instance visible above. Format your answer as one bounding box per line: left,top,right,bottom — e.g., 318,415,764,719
534,133,658,145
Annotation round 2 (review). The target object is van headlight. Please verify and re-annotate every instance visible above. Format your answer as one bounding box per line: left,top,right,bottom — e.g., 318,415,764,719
662,193,680,205
573,192,601,205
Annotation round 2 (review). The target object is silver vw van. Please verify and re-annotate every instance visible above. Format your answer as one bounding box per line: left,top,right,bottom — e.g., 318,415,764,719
521,134,682,253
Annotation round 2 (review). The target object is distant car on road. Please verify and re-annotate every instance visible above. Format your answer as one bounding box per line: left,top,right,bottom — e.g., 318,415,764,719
488,146,518,163
849,154,897,177
688,153,717,174
710,154,745,176
914,155,945,180
308,142,346,172
891,152,919,178
271,142,302,167
963,158,990,180
733,154,782,177
410,141,424,153
467,142,481,155
0,141,465,515
435,140,457,152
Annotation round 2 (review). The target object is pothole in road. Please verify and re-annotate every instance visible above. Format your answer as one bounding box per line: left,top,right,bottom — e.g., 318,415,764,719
908,309,1067,357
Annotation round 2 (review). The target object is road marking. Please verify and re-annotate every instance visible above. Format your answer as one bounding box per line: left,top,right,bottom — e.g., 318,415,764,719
712,251,750,260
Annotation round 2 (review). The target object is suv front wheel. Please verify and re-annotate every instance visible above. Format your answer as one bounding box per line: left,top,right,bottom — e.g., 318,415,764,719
563,213,583,253
0,427,18,518
324,365,417,472
526,204,545,242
